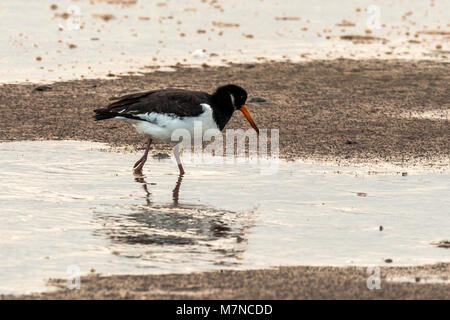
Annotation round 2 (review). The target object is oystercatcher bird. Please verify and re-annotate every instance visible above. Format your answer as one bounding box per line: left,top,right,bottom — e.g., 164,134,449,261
94,84,259,174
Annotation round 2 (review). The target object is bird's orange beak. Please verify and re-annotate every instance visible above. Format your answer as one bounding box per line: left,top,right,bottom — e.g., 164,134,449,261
240,105,259,134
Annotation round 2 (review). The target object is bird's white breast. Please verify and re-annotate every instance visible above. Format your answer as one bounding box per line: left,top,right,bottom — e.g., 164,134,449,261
117,103,219,142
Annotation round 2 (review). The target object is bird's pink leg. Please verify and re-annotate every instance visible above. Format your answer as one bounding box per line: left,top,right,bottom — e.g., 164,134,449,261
133,138,152,174
173,144,185,175
172,173,183,206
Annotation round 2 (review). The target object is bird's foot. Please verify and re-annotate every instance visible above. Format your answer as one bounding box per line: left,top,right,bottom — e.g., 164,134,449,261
132,162,145,176
133,156,148,175
132,167,144,177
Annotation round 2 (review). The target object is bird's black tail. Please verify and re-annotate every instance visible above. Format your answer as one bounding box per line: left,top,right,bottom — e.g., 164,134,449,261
93,108,118,121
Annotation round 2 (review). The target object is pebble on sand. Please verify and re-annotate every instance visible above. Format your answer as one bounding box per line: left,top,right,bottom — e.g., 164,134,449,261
92,13,116,22
33,85,52,92
250,97,267,103
153,153,171,159
432,240,450,248
356,192,367,197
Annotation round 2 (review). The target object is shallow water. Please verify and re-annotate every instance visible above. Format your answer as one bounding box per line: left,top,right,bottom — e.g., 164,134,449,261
0,140,449,294
0,0,448,83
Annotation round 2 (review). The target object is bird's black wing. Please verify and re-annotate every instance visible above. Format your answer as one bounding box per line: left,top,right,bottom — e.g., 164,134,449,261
105,89,210,118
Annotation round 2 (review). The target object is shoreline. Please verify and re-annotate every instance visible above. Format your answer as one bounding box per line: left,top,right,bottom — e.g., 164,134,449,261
1,59,449,167
3,263,449,299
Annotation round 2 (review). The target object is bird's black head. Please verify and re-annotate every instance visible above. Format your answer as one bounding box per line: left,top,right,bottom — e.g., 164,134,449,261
212,84,258,134
214,84,248,111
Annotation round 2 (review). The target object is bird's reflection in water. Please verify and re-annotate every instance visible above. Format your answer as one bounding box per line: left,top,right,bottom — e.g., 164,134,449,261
135,173,183,207
93,173,252,268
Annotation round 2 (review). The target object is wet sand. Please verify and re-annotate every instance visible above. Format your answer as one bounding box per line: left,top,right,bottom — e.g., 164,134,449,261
3,263,449,299
3,0,449,83
1,59,449,299
0,59,449,166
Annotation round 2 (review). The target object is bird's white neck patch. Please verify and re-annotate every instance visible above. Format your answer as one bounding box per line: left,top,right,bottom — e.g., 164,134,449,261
230,94,235,108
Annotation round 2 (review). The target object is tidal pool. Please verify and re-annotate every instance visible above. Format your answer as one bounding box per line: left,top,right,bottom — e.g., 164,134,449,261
0,140,448,294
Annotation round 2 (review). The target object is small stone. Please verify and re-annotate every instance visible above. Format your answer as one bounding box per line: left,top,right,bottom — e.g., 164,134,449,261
92,13,116,22
153,153,170,159
250,97,267,103
384,258,393,263
401,172,408,176
433,240,450,248
357,192,367,197
379,226,383,231
33,85,52,92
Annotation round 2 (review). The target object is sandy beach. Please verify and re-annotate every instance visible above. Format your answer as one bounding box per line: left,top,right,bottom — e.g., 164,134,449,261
3,263,449,300
1,59,449,165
